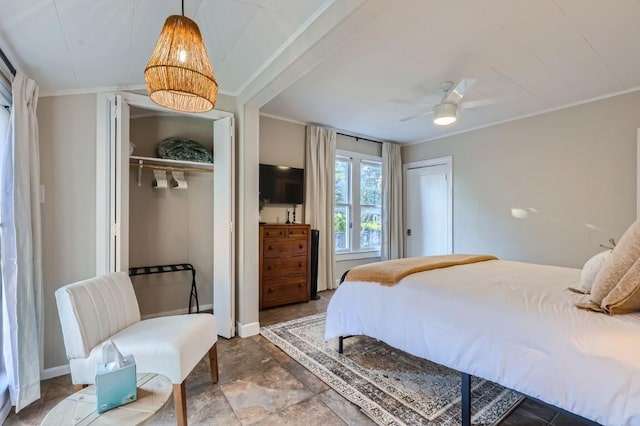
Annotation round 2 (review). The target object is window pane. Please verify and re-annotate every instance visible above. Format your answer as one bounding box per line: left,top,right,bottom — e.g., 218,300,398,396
360,206,381,250
335,158,350,204
360,161,381,207
334,205,350,251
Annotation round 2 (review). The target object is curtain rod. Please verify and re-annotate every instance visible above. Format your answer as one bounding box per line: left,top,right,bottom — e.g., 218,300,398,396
0,47,16,76
336,132,383,145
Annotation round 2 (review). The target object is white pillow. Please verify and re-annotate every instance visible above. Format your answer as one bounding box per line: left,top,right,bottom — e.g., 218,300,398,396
581,250,611,293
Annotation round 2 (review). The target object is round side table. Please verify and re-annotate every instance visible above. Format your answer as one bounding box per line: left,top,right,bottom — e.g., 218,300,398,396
41,373,172,425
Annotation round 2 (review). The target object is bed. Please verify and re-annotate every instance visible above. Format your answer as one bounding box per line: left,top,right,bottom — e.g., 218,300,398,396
325,258,640,426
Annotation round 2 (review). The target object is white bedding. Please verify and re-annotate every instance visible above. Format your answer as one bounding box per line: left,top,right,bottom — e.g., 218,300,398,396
325,260,640,425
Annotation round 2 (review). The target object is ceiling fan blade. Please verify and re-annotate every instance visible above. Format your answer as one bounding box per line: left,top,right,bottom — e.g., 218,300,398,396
443,78,477,104
459,97,503,109
399,109,434,122
389,99,435,107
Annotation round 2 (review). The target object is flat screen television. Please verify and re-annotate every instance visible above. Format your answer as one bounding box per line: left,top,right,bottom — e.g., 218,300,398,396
259,164,304,205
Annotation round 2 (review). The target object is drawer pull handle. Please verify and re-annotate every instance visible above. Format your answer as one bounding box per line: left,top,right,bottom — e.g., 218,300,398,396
268,288,274,293
298,262,303,267
298,283,303,288
268,245,273,250
299,244,303,249
267,265,273,270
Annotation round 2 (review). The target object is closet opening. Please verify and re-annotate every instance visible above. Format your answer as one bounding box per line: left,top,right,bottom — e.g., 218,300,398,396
96,92,235,337
128,105,215,318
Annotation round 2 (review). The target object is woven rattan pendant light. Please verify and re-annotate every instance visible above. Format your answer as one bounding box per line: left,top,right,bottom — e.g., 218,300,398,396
144,0,218,113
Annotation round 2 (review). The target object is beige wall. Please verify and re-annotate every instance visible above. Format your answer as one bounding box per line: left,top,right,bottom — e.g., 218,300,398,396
336,133,383,157
259,115,306,223
259,116,306,168
129,114,214,316
39,94,97,369
403,91,640,268
236,104,261,335
130,114,214,157
213,94,237,116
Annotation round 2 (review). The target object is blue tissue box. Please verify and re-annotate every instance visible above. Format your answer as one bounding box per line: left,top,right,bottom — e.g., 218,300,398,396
95,354,137,413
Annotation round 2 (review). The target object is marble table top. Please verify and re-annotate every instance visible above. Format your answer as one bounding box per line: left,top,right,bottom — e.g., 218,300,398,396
41,373,172,426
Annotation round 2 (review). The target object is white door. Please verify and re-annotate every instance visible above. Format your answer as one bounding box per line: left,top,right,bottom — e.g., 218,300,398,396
96,94,130,274
96,93,236,337
213,117,235,338
405,159,452,257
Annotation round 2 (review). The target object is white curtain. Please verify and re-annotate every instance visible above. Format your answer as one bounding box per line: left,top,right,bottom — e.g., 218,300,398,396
304,126,336,290
382,142,404,260
0,97,10,424
0,72,42,411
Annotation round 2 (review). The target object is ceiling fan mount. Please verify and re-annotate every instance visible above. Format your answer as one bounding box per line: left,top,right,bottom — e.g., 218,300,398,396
440,80,455,93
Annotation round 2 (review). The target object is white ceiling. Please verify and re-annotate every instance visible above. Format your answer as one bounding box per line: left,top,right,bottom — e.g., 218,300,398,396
2,0,640,144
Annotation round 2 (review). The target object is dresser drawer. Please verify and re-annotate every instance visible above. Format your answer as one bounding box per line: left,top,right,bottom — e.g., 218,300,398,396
288,226,310,239
262,226,288,239
263,239,308,257
262,255,307,278
262,277,308,307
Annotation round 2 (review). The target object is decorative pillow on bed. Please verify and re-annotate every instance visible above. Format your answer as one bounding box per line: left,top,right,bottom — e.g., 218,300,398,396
600,256,640,314
578,250,612,294
589,219,640,308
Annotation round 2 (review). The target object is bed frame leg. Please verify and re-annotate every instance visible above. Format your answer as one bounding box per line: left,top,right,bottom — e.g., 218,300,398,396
461,372,471,426
338,336,344,353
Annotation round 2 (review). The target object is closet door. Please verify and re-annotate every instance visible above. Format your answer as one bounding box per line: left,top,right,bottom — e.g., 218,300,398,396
213,116,235,338
96,94,130,274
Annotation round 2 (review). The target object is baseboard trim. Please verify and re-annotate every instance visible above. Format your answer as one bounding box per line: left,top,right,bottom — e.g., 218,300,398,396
141,303,213,320
40,364,70,380
236,321,260,337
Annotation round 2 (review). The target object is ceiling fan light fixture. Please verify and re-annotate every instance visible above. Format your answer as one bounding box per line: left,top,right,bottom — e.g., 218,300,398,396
144,14,218,113
433,103,457,126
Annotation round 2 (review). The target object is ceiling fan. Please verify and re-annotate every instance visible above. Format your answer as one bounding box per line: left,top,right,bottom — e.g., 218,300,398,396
397,79,497,126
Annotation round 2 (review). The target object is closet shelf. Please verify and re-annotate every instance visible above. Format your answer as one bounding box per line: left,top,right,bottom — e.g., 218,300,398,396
129,156,214,173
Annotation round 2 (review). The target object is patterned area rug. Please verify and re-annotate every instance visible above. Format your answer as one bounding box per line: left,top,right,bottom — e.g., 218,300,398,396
261,313,524,426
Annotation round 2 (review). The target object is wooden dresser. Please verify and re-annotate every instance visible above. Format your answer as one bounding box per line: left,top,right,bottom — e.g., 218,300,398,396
259,224,311,310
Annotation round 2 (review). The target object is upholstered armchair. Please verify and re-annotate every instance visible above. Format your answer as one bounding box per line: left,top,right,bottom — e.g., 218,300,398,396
55,271,218,425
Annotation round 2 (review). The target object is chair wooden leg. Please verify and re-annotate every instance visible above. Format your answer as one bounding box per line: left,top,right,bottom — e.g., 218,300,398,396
173,382,187,426
208,342,219,384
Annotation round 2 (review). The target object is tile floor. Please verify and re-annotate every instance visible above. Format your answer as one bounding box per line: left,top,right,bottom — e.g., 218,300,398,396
6,290,592,425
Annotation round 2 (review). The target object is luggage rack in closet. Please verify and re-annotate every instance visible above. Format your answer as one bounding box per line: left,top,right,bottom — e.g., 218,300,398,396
129,263,200,313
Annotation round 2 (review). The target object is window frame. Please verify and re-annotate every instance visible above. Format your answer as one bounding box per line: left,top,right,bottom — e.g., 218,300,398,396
334,155,352,252
335,149,382,259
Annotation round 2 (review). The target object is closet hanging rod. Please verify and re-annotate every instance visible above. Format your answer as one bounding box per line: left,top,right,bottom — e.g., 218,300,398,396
128,162,213,173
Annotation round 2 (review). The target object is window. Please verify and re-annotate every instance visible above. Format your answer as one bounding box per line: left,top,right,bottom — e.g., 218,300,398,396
334,150,382,255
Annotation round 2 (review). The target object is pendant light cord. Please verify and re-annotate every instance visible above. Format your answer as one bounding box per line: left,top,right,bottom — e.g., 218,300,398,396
181,0,184,16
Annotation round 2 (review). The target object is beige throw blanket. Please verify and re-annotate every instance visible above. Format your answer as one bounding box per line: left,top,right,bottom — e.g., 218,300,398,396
344,254,498,286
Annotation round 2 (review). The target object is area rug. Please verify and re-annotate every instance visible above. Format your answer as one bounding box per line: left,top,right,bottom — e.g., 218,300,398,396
260,313,524,426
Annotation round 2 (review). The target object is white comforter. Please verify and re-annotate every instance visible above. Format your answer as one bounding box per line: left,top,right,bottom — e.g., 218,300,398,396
325,260,640,426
